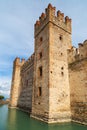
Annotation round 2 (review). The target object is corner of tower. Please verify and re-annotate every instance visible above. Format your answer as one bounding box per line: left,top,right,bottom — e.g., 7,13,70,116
34,3,72,38
9,57,25,108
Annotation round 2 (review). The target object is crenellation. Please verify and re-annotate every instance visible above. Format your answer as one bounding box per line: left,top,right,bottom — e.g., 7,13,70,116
65,16,71,24
68,46,78,63
57,10,64,22
68,40,87,64
35,4,71,37
21,58,26,64
45,3,56,16
35,20,40,27
78,40,87,59
14,57,25,67
14,57,20,65
10,4,87,125
39,13,46,22
21,53,34,71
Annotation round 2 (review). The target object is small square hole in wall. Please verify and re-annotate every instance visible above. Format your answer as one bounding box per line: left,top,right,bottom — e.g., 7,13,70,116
61,53,63,56
50,71,52,73
81,54,83,57
61,72,64,76
61,67,64,70
59,35,63,41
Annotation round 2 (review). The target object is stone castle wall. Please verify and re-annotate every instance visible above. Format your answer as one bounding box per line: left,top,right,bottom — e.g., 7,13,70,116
31,4,72,123
48,5,72,122
10,54,34,113
17,54,34,112
10,58,25,107
69,59,87,125
68,41,87,125
31,8,50,121
68,40,87,64
10,3,87,125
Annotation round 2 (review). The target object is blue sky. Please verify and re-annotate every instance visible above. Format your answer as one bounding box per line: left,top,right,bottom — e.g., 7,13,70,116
0,0,87,97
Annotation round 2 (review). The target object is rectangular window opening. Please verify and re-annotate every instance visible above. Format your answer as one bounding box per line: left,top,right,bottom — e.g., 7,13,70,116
38,87,42,96
39,52,42,59
39,66,42,76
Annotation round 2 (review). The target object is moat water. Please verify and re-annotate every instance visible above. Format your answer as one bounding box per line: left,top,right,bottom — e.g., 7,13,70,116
0,105,87,130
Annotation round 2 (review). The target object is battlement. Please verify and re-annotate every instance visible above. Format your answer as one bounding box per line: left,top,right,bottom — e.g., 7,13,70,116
21,53,34,72
35,3,71,37
14,57,25,66
68,40,87,64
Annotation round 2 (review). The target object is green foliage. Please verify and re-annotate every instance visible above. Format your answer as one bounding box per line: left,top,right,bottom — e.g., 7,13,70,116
0,95,4,100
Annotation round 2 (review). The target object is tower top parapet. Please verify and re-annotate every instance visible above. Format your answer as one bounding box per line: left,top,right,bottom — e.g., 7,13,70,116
35,3,72,37
21,53,34,72
14,57,25,66
68,40,87,64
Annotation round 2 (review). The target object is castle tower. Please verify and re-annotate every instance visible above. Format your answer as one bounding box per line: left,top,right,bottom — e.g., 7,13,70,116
31,4,72,123
10,58,25,107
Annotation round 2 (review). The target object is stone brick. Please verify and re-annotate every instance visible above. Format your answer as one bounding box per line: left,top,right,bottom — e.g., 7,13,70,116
10,4,87,125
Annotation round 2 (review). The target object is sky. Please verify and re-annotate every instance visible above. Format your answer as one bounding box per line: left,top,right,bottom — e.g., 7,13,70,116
0,0,87,98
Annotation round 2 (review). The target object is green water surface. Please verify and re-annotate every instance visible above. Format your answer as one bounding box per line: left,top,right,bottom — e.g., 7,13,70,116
0,105,87,130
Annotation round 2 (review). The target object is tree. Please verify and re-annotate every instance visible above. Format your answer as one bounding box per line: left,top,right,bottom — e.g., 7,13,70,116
0,95,4,100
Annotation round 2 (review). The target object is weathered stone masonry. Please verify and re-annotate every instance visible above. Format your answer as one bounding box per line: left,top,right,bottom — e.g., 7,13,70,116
10,4,87,125
68,41,87,125
10,54,34,112
17,54,34,112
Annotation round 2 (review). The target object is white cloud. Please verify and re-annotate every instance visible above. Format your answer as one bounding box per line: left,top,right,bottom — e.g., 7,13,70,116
0,77,11,98
0,90,10,96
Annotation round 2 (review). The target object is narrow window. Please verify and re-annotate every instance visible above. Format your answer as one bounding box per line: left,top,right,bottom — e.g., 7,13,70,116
38,87,42,96
39,66,42,76
40,37,43,42
39,52,42,59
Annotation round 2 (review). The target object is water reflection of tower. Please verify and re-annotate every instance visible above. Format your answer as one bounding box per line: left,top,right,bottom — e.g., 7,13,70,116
7,108,18,130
